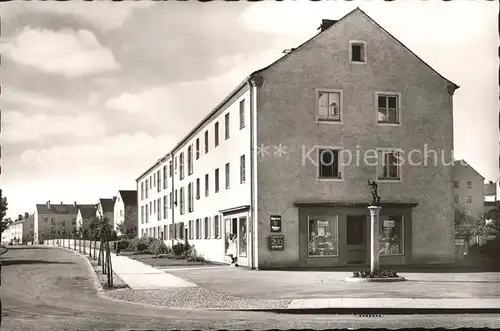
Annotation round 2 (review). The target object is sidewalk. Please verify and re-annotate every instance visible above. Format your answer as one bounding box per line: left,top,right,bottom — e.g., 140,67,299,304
109,253,197,290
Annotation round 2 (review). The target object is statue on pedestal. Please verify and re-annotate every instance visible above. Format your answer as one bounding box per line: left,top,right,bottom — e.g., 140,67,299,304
368,180,381,206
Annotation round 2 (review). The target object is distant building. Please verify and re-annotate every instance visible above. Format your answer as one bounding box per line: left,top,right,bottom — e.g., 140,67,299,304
75,204,97,230
34,201,81,243
452,161,485,217
484,180,499,202
113,190,138,236
1,213,34,244
96,198,115,228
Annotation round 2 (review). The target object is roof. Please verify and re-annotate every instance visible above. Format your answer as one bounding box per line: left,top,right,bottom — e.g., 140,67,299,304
119,190,137,206
135,7,459,182
36,203,78,215
453,160,485,179
99,198,115,213
77,205,97,219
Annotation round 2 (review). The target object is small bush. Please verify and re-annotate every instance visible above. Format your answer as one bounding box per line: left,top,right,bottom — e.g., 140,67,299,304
172,242,190,256
126,238,140,251
184,246,206,263
148,239,170,256
353,270,399,278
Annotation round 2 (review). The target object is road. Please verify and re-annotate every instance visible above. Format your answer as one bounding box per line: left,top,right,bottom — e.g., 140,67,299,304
1,246,499,331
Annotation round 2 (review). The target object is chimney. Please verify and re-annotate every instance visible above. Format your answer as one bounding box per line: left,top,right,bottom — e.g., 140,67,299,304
74,201,77,207
318,19,338,32
47,200,51,209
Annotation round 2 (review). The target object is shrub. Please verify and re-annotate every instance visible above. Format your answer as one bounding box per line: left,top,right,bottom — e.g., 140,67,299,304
183,246,206,263
353,270,399,278
172,242,190,256
148,239,170,256
126,238,140,251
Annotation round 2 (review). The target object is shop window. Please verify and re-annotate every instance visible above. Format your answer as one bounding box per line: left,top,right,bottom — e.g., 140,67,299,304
379,215,404,255
238,216,247,257
308,215,338,257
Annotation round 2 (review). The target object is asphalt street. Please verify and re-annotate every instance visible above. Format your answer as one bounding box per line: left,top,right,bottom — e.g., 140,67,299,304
1,246,499,331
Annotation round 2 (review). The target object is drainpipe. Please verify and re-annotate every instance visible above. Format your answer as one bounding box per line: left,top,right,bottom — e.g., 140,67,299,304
248,75,260,270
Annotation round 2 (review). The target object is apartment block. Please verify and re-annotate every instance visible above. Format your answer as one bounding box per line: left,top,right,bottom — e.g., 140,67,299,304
136,8,459,269
452,160,485,217
34,201,79,243
113,190,138,237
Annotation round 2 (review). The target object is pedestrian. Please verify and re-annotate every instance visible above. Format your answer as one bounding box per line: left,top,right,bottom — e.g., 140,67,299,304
116,239,121,256
227,234,238,266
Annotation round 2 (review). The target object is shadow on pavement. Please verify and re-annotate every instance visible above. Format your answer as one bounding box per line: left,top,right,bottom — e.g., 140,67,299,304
263,265,500,273
0,259,74,266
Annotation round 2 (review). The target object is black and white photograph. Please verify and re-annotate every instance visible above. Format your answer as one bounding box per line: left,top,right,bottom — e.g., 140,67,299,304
0,1,498,330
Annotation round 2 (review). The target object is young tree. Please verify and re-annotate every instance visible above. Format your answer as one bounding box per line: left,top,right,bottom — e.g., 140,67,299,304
0,190,10,239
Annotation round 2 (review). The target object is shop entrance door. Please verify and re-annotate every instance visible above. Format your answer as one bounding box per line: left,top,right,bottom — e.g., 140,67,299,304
346,215,367,264
224,214,249,266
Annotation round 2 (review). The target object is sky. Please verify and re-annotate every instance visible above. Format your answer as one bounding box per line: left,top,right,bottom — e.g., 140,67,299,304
0,1,498,219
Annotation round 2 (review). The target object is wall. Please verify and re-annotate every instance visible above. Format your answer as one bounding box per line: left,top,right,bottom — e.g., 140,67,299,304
255,10,455,268
36,213,77,241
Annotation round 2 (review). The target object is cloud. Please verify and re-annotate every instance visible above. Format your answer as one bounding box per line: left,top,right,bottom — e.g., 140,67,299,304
18,132,177,179
1,86,61,109
2,1,154,31
2,27,119,78
2,111,107,143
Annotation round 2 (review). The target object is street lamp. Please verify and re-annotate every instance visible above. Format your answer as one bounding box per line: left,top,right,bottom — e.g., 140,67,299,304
368,181,382,273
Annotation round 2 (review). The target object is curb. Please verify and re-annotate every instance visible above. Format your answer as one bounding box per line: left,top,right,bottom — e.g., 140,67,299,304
220,307,500,315
345,276,407,282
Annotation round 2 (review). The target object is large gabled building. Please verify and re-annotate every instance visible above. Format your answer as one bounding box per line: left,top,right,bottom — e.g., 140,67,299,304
136,8,459,269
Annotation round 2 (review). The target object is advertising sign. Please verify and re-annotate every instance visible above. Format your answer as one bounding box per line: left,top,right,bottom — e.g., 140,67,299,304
383,220,395,228
270,215,282,232
268,235,285,251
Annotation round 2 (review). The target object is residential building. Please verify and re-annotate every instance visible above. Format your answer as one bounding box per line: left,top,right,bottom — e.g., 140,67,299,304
34,201,78,243
136,8,459,269
452,160,485,217
1,213,34,244
113,190,138,236
75,204,97,230
95,198,115,228
484,180,498,202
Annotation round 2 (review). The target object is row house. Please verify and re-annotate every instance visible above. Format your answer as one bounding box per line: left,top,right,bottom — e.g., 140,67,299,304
136,8,459,269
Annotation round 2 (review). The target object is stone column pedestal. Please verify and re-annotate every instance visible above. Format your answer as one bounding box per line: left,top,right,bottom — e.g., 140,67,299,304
368,206,382,273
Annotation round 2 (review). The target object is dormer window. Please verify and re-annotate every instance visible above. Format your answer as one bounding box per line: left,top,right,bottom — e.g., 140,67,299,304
349,41,366,63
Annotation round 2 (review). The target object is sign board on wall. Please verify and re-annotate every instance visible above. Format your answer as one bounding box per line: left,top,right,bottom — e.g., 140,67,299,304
383,220,395,228
455,239,465,246
268,235,285,251
270,215,282,232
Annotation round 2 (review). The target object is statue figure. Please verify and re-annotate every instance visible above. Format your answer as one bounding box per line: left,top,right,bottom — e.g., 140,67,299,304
368,180,381,206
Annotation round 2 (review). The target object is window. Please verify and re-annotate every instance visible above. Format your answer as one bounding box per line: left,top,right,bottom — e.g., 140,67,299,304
150,202,152,215
225,163,230,189
163,165,167,189
318,149,342,179
467,181,472,189
163,196,168,219
240,155,246,183
239,216,247,257
204,130,209,154
153,173,156,187
174,156,178,173
225,113,230,139
350,41,366,63
120,210,124,217
141,182,144,200
145,204,148,223
196,218,201,239
145,179,149,198
150,176,152,189
378,149,402,181
174,190,177,207
169,161,173,177
153,200,156,214
188,182,193,213
189,220,193,239
164,225,168,240
317,90,341,121
195,138,200,160
196,178,200,200
239,99,245,129
454,181,459,188
214,215,220,239
467,195,472,203
179,152,185,180
169,192,173,210
180,187,185,215
454,195,459,203
214,122,219,147
379,215,404,255
157,170,161,192
215,168,220,193
188,145,193,175
204,217,210,239
157,198,161,220
377,93,400,124
205,174,209,197
308,215,339,257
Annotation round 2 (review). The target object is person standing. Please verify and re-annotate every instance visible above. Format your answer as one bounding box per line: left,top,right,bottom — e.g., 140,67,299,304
227,234,238,266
